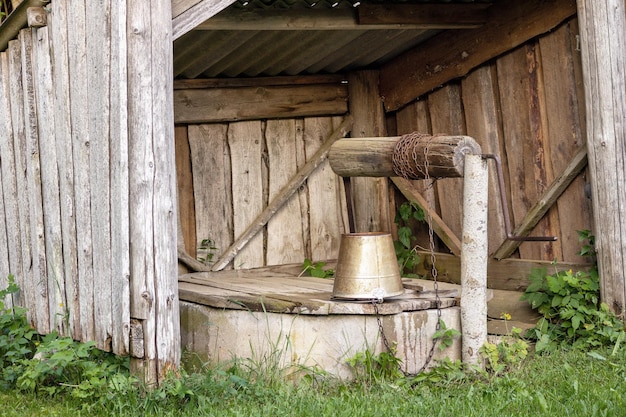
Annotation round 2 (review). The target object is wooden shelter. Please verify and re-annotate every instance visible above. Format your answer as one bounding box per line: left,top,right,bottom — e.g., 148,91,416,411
0,0,625,383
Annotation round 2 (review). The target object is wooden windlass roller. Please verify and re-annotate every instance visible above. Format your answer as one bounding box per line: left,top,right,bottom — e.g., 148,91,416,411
329,133,481,179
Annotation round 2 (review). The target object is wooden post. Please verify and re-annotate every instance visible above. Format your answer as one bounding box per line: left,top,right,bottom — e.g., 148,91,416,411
347,70,391,232
576,0,626,316
460,155,488,366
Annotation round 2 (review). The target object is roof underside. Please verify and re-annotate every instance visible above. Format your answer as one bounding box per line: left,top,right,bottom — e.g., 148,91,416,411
173,0,492,79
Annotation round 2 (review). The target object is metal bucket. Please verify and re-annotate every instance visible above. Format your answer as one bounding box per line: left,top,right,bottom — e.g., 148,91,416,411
332,232,404,301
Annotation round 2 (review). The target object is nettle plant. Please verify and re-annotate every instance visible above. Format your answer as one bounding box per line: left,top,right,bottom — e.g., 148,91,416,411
394,201,425,277
521,230,626,353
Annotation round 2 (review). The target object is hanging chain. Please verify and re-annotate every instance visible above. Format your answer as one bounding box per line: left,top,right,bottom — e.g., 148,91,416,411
373,135,442,377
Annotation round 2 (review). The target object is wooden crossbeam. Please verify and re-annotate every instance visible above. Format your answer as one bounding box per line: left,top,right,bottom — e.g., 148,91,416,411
193,7,486,31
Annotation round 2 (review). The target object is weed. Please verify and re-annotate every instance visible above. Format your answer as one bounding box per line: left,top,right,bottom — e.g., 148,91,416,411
300,259,334,278
346,345,404,383
197,237,218,265
432,318,461,351
393,201,424,277
521,231,626,353
480,328,529,375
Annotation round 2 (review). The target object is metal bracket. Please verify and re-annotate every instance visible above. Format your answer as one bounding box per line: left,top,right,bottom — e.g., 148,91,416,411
481,154,557,242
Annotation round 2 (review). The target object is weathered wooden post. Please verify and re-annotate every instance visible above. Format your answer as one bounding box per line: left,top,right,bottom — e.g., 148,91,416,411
576,0,626,316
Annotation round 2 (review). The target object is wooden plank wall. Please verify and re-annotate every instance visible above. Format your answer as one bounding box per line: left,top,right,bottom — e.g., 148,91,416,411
0,2,182,382
177,116,350,268
389,17,592,263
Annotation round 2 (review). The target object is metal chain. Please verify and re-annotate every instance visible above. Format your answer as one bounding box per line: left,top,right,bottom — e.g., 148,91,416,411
374,134,442,377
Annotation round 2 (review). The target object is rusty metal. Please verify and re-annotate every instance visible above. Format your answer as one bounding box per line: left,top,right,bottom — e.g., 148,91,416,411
481,154,558,242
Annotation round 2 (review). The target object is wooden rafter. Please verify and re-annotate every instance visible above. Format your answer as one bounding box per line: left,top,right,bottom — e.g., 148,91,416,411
193,6,487,31
358,3,490,26
172,0,236,40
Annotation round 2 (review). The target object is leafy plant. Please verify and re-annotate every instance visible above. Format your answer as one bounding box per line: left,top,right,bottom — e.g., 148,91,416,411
521,231,626,353
346,345,404,382
393,201,424,277
197,237,218,265
480,327,529,375
300,259,334,278
432,319,461,351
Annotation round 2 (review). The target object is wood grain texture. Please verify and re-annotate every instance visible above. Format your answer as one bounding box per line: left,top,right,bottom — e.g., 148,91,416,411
266,119,306,265
228,121,265,269
172,0,235,40
175,126,196,257
379,0,577,111
49,0,81,341
577,0,626,315
188,124,233,267
348,70,391,233
174,83,348,123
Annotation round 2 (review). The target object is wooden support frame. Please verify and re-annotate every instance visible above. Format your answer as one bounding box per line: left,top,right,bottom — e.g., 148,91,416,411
172,0,236,40
379,0,577,111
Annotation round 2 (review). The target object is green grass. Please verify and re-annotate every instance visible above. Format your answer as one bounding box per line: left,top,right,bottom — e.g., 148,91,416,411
1,348,625,417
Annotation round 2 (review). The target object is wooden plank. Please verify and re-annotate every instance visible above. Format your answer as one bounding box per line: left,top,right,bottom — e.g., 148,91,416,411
266,119,306,265
109,0,130,356
175,126,196,257
174,84,348,124
49,0,80,342
173,74,346,90
21,28,50,334
576,0,626,315
348,70,391,233
538,22,592,262
172,0,236,40
86,0,113,351
391,177,461,257
493,147,588,260
496,44,559,261
67,0,94,342
428,84,465,245
415,250,592,292
212,116,353,271
0,148,10,306
188,124,233,267
380,0,578,111
32,27,66,335
358,3,490,26
7,39,32,322
0,52,23,307
461,65,508,255
228,121,265,269
303,117,349,261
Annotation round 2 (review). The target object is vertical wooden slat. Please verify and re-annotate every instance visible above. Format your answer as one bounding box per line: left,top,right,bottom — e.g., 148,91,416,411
266,119,306,265
538,22,592,263
348,70,391,233
175,126,196,258
86,0,113,351
8,39,32,324
428,84,466,243
577,0,626,315
0,52,22,308
67,0,95,341
151,0,179,378
49,0,80,340
110,0,131,356
21,29,50,334
462,65,508,255
496,44,558,261
304,116,346,261
32,27,66,334
0,147,10,302
294,119,311,259
188,124,232,267
228,121,265,269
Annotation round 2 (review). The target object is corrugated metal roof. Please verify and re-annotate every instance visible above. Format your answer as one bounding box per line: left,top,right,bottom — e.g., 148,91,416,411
173,0,490,79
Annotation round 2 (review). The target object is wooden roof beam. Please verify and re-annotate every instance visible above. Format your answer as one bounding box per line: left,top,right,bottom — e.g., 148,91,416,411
172,0,237,40
379,0,578,111
193,6,488,31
